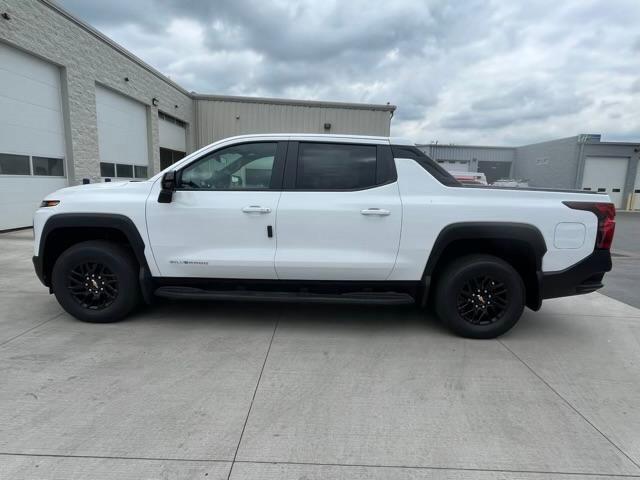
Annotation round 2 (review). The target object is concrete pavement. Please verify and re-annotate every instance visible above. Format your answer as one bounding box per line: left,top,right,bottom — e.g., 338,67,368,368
1,229,640,479
602,211,640,308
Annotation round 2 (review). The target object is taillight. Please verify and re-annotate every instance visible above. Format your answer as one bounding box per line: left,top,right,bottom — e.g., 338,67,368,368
563,201,616,249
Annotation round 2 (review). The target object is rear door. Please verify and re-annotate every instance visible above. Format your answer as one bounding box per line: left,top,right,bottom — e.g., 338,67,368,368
274,141,402,280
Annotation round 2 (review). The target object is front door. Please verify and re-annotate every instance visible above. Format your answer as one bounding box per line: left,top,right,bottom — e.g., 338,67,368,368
275,141,402,280
146,141,286,279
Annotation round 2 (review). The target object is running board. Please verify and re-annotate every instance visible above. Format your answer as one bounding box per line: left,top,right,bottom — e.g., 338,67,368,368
154,286,415,305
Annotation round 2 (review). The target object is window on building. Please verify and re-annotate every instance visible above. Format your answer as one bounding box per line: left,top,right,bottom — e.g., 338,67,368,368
296,143,377,190
160,147,186,170
116,164,134,178
32,156,64,176
180,142,277,190
0,153,31,175
100,162,115,177
134,166,148,179
158,111,187,128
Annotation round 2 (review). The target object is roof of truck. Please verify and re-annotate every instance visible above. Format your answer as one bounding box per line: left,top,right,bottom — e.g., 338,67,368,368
210,133,415,145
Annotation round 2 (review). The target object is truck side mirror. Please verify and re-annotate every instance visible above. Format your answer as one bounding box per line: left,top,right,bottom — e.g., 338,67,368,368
158,171,176,203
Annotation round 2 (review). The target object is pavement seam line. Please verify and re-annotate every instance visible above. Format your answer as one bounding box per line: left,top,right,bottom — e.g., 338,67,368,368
234,459,640,478
0,452,230,463
226,318,279,480
0,312,64,348
1,452,639,478
498,338,640,472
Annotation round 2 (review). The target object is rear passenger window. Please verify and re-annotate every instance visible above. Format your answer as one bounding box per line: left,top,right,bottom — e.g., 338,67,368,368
296,143,377,190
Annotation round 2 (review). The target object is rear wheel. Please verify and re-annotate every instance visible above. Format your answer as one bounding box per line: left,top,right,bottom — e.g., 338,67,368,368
434,254,524,339
52,241,140,323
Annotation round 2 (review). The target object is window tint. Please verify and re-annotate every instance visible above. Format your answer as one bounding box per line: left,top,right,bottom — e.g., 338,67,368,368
116,164,134,178
100,162,115,177
32,157,64,176
296,143,377,190
180,142,277,190
0,153,30,175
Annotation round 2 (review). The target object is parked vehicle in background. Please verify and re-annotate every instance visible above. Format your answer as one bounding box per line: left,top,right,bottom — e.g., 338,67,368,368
32,134,615,338
452,172,488,185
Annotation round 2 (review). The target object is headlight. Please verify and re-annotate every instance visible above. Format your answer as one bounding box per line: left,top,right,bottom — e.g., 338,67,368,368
40,200,60,208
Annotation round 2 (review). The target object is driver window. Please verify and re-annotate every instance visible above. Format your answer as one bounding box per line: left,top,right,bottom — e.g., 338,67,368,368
180,142,277,190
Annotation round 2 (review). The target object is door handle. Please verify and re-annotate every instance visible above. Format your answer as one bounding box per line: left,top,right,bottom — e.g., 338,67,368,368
242,205,271,214
360,208,391,216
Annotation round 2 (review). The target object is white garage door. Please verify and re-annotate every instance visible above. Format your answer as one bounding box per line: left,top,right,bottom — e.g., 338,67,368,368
581,156,628,209
0,43,67,230
159,112,186,152
633,164,640,211
437,160,470,172
95,86,149,180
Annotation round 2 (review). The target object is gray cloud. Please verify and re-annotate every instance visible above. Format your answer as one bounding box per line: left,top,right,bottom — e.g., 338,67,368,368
442,83,593,129
58,0,640,145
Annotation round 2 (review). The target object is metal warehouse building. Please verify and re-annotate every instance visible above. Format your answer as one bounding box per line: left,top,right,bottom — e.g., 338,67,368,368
419,134,640,210
0,0,395,230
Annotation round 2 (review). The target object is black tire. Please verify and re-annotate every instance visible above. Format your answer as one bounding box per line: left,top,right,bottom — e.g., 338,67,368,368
52,240,140,323
434,254,524,339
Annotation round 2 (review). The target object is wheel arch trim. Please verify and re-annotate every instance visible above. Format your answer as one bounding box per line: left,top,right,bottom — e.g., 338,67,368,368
421,222,548,309
37,213,149,287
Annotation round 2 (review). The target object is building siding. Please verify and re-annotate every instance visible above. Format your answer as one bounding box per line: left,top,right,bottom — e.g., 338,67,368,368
419,144,515,163
194,97,392,148
513,136,581,189
417,144,515,177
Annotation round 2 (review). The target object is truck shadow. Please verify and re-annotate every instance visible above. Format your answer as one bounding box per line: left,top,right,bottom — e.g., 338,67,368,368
136,298,454,336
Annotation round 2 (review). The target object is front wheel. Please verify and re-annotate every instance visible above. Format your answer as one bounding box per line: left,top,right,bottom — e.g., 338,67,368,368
434,254,525,339
52,241,140,323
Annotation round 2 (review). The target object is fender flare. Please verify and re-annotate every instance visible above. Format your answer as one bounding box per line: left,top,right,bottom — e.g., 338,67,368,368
37,214,152,302
421,222,547,309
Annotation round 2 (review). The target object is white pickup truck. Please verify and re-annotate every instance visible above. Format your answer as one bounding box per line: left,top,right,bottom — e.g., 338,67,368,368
33,134,615,338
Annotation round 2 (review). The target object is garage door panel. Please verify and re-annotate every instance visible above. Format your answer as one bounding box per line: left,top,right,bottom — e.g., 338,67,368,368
0,43,67,230
581,157,628,209
95,86,149,167
96,101,145,127
96,121,148,166
0,70,62,112
159,117,186,152
0,124,65,159
0,96,65,137
0,177,67,230
0,49,60,87
633,166,640,211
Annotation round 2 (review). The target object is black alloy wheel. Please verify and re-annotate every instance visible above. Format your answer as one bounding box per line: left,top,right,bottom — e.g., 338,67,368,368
434,254,525,339
456,275,508,325
52,240,140,323
67,262,119,310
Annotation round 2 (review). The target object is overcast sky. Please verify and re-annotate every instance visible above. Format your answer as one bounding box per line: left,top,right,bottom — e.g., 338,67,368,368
58,0,640,145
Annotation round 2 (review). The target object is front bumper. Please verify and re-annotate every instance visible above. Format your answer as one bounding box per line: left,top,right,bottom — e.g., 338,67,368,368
33,256,48,287
541,249,612,299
